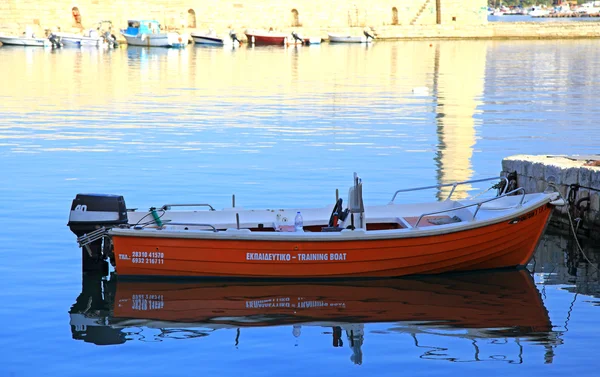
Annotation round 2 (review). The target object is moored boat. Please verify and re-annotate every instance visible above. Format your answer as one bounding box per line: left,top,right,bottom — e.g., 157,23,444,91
328,29,375,43
56,21,119,48
528,6,551,17
0,27,59,47
245,29,289,45
120,19,187,48
69,174,563,279
0,34,51,47
55,30,104,47
191,28,241,46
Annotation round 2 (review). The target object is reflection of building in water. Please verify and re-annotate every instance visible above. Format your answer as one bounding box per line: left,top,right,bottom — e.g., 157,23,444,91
434,42,486,200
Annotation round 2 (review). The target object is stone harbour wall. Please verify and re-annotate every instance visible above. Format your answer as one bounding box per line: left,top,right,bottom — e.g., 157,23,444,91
3,1,600,41
502,155,600,239
0,0,487,38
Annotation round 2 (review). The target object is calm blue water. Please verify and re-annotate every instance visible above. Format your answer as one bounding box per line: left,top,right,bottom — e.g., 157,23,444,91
0,40,599,376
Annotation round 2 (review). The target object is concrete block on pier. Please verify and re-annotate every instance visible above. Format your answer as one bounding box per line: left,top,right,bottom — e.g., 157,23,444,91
501,155,600,239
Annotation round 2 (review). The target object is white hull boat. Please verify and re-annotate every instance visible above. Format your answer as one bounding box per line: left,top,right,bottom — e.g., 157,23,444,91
121,19,187,48
121,32,186,48
328,33,373,44
55,32,104,47
0,34,51,47
191,29,241,46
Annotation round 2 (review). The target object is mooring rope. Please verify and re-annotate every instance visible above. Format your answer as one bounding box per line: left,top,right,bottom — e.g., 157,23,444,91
549,183,598,271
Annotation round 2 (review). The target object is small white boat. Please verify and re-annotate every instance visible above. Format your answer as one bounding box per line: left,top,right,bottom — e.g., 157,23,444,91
191,29,241,46
528,6,551,17
0,26,54,47
0,34,50,47
121,19,187,48
328,30,374,44
56,22,118,48
56,29,104,47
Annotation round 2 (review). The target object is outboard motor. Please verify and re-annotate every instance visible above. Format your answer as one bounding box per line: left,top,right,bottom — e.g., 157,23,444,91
229,29,241,45
103,31,118,48
68,194,129,273
68,194,128,236
291,31,304,44
48,33,62,48
363,29,375,40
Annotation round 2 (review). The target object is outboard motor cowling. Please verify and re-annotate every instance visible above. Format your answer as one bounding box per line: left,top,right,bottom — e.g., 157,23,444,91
68,194,128,237
48,33,62,48
291,31,303,44
229,29,241,45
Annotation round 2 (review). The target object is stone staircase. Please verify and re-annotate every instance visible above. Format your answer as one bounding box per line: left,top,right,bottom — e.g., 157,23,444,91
410,0,432,25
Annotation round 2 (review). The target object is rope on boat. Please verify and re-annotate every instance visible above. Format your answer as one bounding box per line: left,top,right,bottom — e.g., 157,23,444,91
549,183,598,271
133,208,167,227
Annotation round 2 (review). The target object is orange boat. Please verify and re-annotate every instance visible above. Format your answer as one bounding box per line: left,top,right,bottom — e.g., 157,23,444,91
69,174,564,278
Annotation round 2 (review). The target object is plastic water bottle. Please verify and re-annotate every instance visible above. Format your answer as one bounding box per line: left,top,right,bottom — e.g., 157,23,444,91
294,211,303,232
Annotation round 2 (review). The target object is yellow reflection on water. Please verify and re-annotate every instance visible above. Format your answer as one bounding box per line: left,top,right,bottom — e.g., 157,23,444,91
434,42,485,200
0,41,487,188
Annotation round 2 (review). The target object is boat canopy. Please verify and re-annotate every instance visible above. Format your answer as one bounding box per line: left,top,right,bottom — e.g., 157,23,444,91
125,20,160,35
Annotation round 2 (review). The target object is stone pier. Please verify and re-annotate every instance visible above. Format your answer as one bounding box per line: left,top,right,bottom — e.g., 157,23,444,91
501,155,600,240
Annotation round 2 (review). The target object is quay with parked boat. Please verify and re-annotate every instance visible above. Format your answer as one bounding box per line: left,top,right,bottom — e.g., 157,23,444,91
4,21,600,49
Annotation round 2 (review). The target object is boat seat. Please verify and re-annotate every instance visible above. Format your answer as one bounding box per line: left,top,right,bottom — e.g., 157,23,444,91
402,215,460,228
225,228,251,233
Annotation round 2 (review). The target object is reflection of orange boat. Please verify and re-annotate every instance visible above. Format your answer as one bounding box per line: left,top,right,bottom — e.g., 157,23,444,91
111,269,550,333
70,269,560,362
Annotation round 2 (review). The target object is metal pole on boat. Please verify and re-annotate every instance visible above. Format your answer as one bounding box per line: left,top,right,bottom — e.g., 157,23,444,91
236,213,240,229
336,189,339,202
232,194,236,208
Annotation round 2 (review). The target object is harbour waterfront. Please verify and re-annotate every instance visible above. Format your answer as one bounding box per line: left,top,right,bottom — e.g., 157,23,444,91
1,41,600,376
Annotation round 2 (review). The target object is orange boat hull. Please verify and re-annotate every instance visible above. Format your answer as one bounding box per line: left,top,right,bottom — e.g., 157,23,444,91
112,204,552,278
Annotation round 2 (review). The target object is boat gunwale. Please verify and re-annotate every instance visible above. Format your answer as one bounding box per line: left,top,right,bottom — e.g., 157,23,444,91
108,193,555,242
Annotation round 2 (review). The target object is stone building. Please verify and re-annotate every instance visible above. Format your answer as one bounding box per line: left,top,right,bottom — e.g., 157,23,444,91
0,1,488,37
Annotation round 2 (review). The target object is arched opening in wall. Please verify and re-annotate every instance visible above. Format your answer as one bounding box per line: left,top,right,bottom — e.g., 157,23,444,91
188,9,196,28
291,9,301,27
392,7,398,25
72,7,82,28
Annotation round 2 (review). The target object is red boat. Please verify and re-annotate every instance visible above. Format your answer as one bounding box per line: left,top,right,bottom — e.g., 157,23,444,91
245,29,288,45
